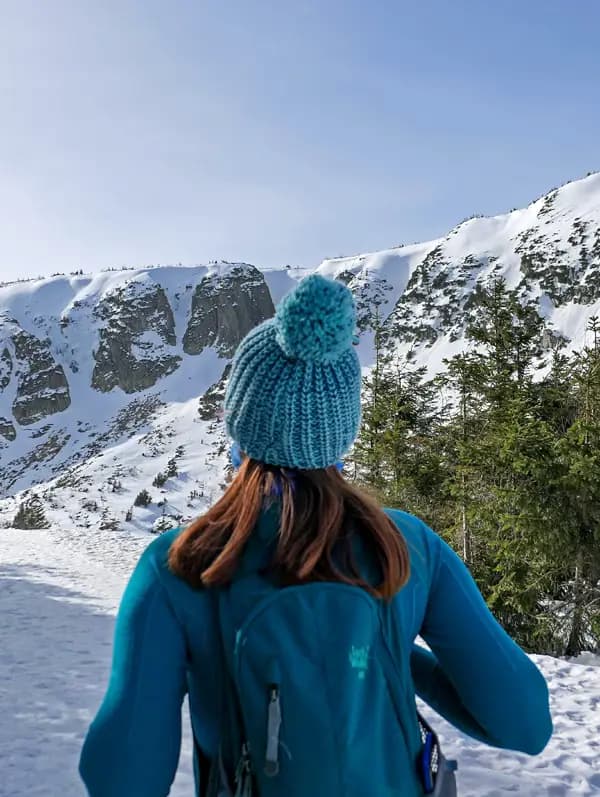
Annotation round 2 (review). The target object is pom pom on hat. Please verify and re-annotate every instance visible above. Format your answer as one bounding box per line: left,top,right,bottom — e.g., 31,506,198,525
274,274,356,363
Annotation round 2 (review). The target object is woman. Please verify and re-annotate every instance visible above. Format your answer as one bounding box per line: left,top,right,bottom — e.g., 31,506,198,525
79,275,552,797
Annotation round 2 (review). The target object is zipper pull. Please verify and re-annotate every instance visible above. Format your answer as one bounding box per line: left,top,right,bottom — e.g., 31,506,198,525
234,743,252,797
241,770,253,797
264,684,282,777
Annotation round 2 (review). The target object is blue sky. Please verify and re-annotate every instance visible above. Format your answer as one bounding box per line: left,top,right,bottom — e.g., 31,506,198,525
1,0,599,281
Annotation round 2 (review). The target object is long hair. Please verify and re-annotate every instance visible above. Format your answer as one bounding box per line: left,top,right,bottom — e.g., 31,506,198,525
168,457,410,600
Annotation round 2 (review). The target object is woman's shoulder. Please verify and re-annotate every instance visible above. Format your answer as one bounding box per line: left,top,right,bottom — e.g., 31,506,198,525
383,506,436,541
136,526,214,630
382,507,443,585
383,507,427,533
140,526,185,572
138,526,204,600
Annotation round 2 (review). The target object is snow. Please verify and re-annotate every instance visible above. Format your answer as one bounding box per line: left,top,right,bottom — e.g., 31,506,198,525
318,241,440,317
1,525,599,796
418,652,600,795
130,329,171,358
0,526,195,797
260,268,301,305
569,652,600,668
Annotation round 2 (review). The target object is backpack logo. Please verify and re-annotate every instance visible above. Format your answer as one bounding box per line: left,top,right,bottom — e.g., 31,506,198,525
349,645,370,679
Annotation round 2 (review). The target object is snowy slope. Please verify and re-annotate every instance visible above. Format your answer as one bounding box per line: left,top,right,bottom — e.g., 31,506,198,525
316,172,600,370
1,525,599,796
0,263,273,531
1,175,600,533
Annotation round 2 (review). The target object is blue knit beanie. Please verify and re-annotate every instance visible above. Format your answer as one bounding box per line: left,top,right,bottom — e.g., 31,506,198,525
224,274,362,469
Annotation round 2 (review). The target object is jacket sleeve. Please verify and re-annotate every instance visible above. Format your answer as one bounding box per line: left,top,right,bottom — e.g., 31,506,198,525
412,528,553,755
79,538,188,797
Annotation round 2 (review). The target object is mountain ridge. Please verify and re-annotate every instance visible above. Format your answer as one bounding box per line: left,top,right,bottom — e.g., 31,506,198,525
2,172,600,531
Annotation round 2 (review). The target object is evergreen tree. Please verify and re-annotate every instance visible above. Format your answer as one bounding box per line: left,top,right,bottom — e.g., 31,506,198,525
134,489,152,507
454,281,560,647
555,323,600,654
153,472,168,488
352,308,389,495
352,281,600,654
466,279,547,405
379,355,443,529
13,495,49,529
535,349,578,436
434,352,486,565
477,410,563,651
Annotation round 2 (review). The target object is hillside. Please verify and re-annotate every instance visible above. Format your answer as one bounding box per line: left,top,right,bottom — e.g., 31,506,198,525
1,173,600,531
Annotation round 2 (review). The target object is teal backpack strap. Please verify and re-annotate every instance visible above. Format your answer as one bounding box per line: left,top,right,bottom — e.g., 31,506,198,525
206,588,253,797
204,589,238,797
379,601,458,795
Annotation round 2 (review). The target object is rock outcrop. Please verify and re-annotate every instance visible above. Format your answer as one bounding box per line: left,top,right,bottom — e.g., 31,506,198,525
92,280,180,393
197,364,232,421
183,264,275,357
0,416,16,441
336,269,394,332
0,346,12,390
10,329,71,425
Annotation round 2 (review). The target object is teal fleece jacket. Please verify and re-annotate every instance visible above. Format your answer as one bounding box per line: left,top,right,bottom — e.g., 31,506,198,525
79,507,553,796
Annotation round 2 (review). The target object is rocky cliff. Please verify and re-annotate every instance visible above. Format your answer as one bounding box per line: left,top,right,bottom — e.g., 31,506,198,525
0,320,71,429
91,279,180,394
183,264,274,357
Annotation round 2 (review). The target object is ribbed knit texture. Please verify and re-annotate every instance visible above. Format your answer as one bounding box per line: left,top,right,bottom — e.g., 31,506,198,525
223,274,362,469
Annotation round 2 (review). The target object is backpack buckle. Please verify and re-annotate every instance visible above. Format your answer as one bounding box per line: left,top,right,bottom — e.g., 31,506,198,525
417,715,457,795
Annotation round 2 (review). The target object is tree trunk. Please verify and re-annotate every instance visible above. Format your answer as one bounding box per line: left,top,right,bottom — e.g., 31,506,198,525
566,550,586,657
461,474,471,565
460,380,471,566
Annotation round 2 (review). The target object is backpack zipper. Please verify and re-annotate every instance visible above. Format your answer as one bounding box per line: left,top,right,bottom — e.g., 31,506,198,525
234,741,252,797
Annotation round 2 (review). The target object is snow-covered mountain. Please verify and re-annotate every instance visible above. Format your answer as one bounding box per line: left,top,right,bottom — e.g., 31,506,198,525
2,172,600,531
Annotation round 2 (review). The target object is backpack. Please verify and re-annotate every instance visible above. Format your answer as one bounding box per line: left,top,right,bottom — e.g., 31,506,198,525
206,576,457,797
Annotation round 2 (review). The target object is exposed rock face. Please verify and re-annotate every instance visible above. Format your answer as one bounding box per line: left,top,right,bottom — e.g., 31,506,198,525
183,264,275,357
92,280,180,393
0,347,12,390
197,364,231,421
382,246,490,346
196,364,231,470
0,416,16,441
11,329,71,425
336,270,394,332
517,216,600,305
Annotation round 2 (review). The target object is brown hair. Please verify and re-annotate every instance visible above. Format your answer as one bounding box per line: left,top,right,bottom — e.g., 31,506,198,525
169,456,410,600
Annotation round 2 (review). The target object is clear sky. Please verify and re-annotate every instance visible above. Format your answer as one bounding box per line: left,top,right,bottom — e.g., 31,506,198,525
1,0,599,281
